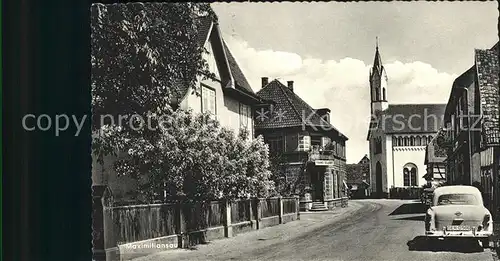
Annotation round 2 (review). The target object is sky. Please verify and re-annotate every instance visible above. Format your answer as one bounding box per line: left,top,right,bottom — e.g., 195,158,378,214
211,2,498,164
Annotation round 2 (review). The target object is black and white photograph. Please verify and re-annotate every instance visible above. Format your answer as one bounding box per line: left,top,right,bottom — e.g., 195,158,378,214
90,2,499,261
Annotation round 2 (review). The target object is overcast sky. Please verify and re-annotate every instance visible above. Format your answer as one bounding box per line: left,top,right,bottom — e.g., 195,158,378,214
211,2,498,164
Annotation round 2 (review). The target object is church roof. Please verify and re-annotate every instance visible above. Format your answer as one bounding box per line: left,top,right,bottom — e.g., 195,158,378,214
255,79,348,139
372,46,384,76
371,104,446,135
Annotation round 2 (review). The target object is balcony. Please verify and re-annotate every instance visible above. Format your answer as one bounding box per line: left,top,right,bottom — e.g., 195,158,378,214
278,145,344,164
308,145,343,165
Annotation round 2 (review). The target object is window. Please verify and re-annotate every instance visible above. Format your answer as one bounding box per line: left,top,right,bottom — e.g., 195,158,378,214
298,134,311,151
403,163,418,187
201,85,216,115
376,89,380,100
268,136,284,155
374,138,382,154
311,135,322,147
416,136,421,146
410,136,415,146
437,194,479,206
382,88,386,101
239,103,250,129
398,136,403,146
321,137,331,148
404,137,409,146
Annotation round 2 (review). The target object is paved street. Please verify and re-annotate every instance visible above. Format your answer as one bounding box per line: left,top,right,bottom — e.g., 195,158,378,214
132,200,493,261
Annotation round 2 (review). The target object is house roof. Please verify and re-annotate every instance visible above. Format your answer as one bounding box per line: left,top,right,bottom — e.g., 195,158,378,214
370,104,446,136
358,154,369,165
475,45,500,145
444,66,475,119
425,130,447,164
171,16,257,102
255,79,348,139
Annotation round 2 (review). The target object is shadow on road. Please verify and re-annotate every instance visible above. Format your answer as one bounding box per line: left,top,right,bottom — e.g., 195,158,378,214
407,236,484,253
391,215,425,221
389,203,426,216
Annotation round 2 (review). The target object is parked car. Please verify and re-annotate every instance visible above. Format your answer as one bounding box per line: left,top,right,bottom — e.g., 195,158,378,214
424,185,493,247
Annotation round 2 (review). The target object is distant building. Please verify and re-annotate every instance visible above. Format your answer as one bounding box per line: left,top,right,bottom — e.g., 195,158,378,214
423,130,447,188
346,155,370,199
366,43,446,198
255,78,348,211
443,42,499,213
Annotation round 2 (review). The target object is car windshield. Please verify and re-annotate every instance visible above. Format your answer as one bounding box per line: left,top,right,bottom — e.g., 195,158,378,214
437,194,479,206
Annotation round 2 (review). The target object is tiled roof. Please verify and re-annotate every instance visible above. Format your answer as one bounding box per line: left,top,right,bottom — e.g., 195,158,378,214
358,154,370,165
222,40,254,94
475,45,500,145
372,104,446,134
255,79,347,139
444,66,475,119
171,16,256,102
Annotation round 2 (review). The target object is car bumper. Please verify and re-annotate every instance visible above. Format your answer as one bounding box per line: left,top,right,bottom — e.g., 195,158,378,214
425,230,492,238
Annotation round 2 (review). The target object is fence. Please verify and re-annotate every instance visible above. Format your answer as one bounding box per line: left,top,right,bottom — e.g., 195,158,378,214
389,187,423,199
92,185,300,261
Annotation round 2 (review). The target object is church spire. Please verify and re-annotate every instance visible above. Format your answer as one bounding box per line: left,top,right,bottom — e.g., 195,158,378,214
373,37,383,73
369,37,388,114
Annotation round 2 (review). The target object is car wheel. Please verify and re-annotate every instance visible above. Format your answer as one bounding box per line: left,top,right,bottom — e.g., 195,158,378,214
480,238,490,248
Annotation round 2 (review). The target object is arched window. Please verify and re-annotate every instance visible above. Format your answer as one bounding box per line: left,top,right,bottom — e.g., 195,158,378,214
404,137,409,146
383,88,386,101
410,136,415,146
428,136,433,144
398,136,403,147
403,163,418,187
422,136,428,146
416,136,421,146
392,136,396,146
375,89,380,101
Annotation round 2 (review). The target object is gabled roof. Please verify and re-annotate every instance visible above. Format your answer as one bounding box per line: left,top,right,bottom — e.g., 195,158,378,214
369,104,446,136
255,79,348,139
171,16,258,103
444,66,475,119
358,154,370,164
475,44,500,145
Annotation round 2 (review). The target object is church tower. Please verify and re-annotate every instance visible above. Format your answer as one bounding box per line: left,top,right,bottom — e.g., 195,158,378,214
370,38,389,114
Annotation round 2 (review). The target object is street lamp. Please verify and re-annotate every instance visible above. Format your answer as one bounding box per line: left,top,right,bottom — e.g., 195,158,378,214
456,86,473,185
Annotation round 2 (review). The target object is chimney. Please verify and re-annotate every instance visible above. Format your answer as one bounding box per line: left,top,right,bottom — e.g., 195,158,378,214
261,77,269,87
316,108,331,123
287,80,294,92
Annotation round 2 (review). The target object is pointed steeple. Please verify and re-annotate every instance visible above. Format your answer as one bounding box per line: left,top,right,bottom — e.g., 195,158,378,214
373,37,383,74
369,37,388,114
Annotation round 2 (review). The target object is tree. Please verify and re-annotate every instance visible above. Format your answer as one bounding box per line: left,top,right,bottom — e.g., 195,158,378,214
91,3,274,202
91,3,216,158
114,109,275,201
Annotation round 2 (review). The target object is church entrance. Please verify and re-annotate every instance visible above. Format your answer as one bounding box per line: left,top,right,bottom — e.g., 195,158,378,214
376,162,383,197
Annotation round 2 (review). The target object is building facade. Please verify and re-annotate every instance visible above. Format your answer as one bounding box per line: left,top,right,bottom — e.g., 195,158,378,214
366,44,446,198
443,42,499,213
423,130,447,187
92,16,263,201
255,78,348,210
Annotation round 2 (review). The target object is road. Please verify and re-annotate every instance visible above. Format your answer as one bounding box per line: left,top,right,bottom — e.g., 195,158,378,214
132,199,493,261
